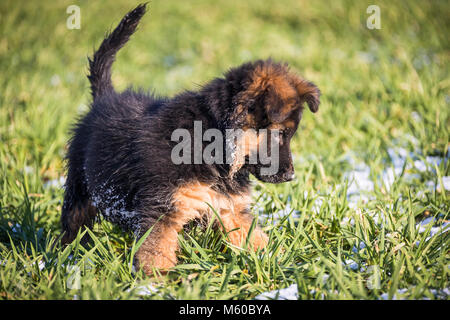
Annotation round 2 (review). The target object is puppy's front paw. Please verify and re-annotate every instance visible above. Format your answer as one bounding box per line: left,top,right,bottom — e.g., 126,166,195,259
135,248,177,276
250,229,269,251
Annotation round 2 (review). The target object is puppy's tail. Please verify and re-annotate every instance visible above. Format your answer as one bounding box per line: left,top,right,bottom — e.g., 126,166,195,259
87,3,147,99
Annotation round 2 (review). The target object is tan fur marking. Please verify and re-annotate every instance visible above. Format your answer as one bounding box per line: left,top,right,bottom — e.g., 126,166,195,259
284,119,296,129
136,182,268,275
175,187,268,250
268,123,285,131
135,220,178,275
136,182,232,275
242,62,303,122
244,113,257,128
268,119,296,131
247,63,296,100
220,194,268,250
171,182,233,229
235,104,245,115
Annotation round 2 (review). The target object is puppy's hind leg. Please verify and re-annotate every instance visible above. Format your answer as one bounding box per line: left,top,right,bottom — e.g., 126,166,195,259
61,166,97,246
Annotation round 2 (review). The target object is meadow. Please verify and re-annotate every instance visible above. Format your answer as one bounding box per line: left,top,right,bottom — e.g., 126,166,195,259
0,0,448,299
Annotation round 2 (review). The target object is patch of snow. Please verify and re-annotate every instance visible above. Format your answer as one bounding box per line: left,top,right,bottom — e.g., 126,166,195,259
343,259,366,272
344,259,359,271
312,197,325,214
272,203,301,220
255,284,298,300
425,177,450,192
443,176,450,190
129,284,159,296
24,166,34,174
352,241,366,253
345,162,374,195
50,74,61,86
411,112,422,122
415,218,450,246
10,223,22,233
379,287,449,300
44,176,66,189
340,216,355,226
380,288,408,300
341,141,449,205
37,260,45,271
429,288,450,299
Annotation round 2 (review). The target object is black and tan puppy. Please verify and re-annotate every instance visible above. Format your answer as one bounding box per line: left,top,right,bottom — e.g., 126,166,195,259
61,4,320,275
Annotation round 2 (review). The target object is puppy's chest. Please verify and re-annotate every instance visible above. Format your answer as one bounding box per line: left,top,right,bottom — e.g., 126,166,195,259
170,182,251,228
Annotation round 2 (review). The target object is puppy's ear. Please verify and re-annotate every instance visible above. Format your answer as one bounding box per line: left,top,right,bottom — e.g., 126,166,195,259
293,79,321,113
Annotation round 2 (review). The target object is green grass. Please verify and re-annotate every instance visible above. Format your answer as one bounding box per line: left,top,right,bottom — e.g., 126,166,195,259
0,0,449,300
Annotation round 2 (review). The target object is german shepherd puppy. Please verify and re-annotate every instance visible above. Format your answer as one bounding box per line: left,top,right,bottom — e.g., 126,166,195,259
61,4,320,275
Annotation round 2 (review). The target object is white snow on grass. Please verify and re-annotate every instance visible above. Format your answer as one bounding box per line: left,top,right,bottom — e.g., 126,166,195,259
257,137,448,225
344,145,448,207
127,284,161,297
379,287,449,300
6,136,448,300
417,217,450,236
255,284,449,300
43,176,66,189
255,284,299,300
414,217,450,246
254,137,449,300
